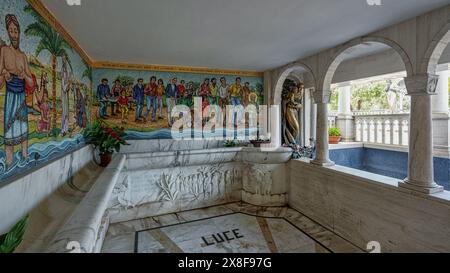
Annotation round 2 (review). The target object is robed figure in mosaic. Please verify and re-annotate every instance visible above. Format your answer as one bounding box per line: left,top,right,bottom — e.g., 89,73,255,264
0,14,33,169
282,82,303,145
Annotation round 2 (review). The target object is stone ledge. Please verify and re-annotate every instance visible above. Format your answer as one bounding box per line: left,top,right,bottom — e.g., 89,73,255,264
290,158,450,207
45,155,126,253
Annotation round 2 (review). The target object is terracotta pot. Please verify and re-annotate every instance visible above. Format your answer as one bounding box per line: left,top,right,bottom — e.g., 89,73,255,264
250,140,271,148
99,153,112,167
329,136,341,144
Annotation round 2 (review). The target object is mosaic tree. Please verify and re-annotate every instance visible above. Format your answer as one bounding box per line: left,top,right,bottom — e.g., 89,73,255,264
24,5,73,134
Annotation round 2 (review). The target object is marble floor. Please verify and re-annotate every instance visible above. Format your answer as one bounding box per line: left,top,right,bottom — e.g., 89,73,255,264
101,202,364,253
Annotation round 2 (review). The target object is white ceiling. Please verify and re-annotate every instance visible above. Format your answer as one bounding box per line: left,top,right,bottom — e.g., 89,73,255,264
41,0,450,71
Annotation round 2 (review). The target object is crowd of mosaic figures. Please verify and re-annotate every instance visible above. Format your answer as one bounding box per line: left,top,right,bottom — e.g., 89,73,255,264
96,76,260,126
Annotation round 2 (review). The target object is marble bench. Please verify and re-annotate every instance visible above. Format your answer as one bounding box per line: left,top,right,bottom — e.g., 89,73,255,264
108,146,292,224
44,154,126,253
41,144,292,252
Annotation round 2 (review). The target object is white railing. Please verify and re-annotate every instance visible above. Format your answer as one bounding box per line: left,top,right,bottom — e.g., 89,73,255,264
352,109,409,116
354,113,409,146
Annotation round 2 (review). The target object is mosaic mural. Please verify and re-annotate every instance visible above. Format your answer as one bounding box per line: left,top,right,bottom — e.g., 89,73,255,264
0,0,264,181
92,69,264,139
0,0,91,181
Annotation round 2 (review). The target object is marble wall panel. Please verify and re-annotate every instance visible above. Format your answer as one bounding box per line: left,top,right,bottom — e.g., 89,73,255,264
288,159,450,252
108,162,243,223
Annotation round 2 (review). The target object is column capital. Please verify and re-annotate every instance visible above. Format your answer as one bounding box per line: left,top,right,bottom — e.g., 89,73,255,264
404,73,439,96
334,81,352,88
312,89,331,104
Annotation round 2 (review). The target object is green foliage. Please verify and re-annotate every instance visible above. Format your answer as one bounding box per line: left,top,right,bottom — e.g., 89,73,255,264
191,82,200,93
82,120,129,154
351,83,389,111
24,5,73,70
82,64,92,82
329,82,392,112
328,127,341,136
50,127,61,138
224,140,237,147
255,82,264,104
0,215,28,253
329,88,339,111
115,75,135,88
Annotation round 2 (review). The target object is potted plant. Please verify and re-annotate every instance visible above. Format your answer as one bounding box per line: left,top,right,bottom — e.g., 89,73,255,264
250,126,271,148
250,136,271,148
224,139,237,147
82,120,129,167
328,127,342,144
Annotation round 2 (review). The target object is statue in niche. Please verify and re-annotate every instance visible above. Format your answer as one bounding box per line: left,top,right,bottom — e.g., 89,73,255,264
282,80,303,145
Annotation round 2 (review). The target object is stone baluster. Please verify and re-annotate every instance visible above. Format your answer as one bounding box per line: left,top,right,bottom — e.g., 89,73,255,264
389,118,394,145
374,119,379,143
398,119,404,145
311,90,334,166
404,120,409,146
381,118,386,144
399,74,443,194
367,119,372,143
359,119,364,142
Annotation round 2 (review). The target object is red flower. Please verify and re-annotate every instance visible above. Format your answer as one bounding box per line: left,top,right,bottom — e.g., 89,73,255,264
110,132,119,139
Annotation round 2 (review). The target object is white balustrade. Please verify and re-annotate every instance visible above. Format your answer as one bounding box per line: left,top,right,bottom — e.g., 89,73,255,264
354,113,409,146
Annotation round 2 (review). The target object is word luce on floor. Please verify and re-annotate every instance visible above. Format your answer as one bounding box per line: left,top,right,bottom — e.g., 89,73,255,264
201,228,244,246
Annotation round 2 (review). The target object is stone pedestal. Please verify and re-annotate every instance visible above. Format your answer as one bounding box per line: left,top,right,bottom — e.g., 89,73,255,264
336,83,355,142
336,116,354,142
399,74,444,194
240,147,292,206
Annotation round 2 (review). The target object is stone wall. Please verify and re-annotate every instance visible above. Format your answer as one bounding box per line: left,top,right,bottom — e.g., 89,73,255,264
288,159,450,252
0,145,93,235
107,144,292,223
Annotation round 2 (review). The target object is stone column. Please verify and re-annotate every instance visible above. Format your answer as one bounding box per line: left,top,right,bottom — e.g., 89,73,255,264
432,65,450,157
336,82,355,142
399,74,443,194
311,90,334,166
303,88,312,147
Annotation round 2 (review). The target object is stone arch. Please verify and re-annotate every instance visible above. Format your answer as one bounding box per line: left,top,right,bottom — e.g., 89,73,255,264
273,62,316,106
321,36,414,92
421,21,450,74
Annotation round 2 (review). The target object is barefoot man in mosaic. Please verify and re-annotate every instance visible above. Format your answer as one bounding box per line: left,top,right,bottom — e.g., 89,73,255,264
0,14,33,168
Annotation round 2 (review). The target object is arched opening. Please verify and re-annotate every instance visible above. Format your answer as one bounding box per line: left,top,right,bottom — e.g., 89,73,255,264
422,24,450,190
423,22,450,74
272,64,316,148
322,39,415,181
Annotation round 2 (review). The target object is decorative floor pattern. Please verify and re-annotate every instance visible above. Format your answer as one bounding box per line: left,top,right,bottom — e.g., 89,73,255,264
135,213,327,253
101,203,364,253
